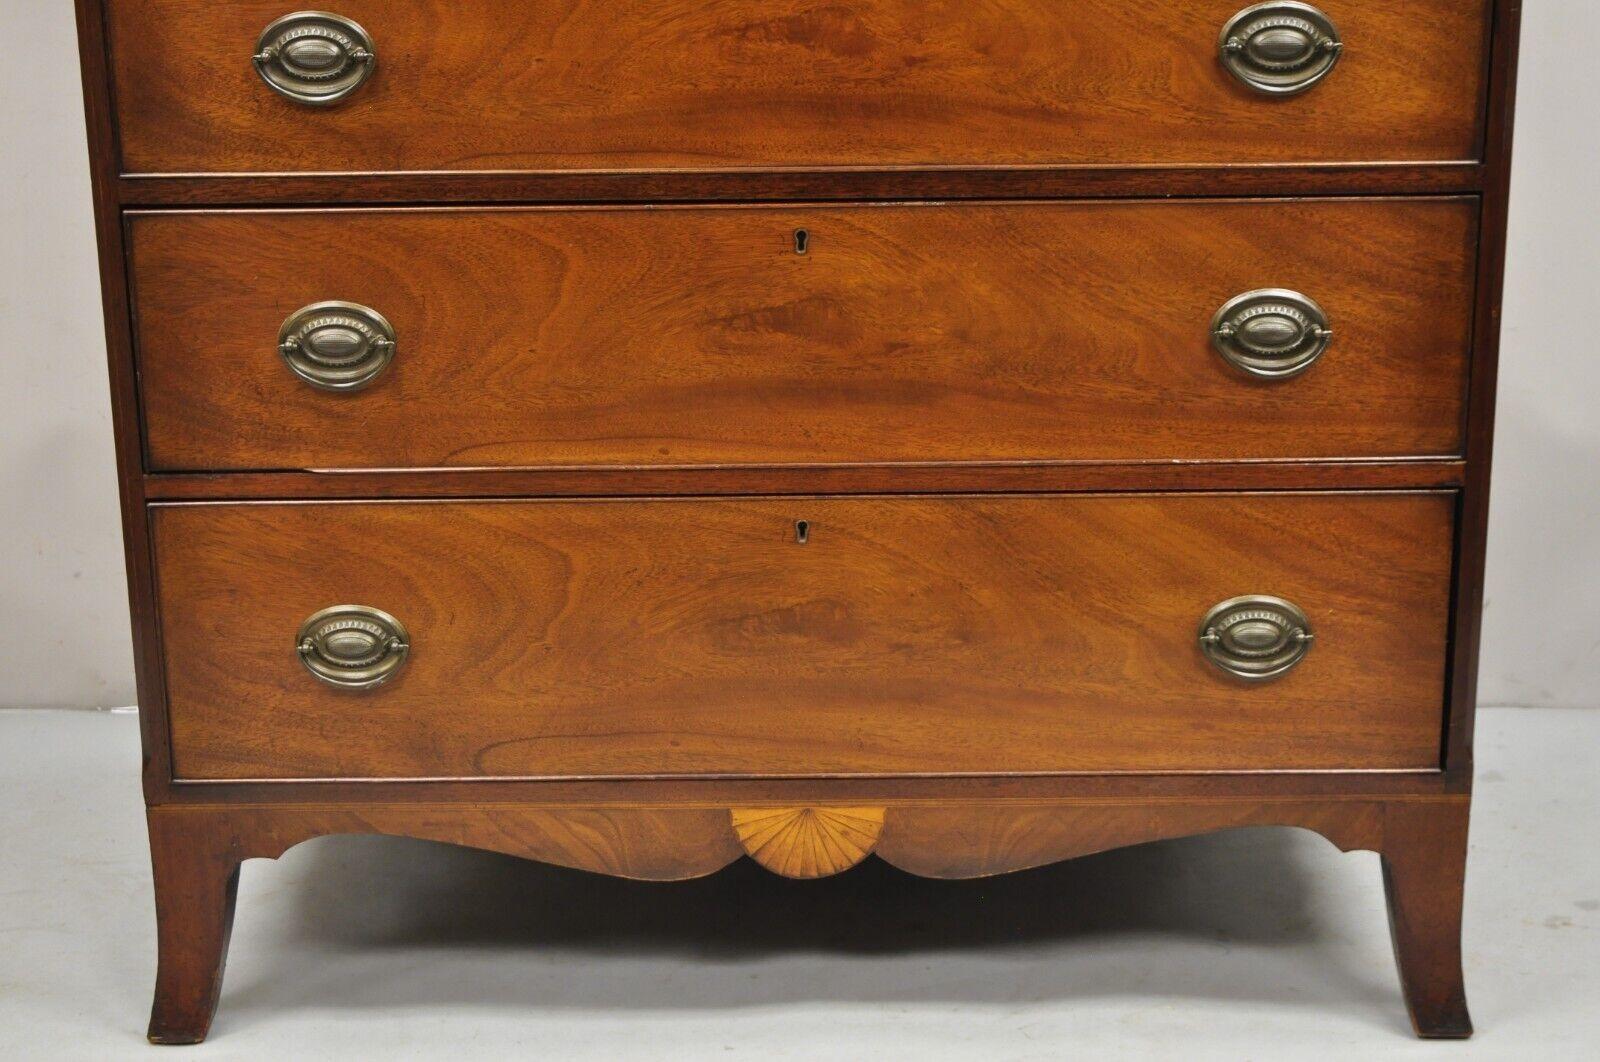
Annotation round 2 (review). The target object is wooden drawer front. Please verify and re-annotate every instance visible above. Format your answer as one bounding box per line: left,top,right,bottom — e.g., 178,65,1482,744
108,1,1490,174
153,493,1454,781
132,199,1474,471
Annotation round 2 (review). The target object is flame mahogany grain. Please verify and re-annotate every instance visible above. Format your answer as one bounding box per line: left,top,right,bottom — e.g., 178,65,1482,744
129,200,1476,473
107,0,1490,175
151,493,1455,780
74,0,1523,1042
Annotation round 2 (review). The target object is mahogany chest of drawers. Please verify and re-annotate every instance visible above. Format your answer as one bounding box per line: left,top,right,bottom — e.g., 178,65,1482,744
75,0,1522,1042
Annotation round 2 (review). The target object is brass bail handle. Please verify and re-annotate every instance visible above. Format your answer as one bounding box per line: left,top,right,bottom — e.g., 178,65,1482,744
296,605,410,690
1210,288,1332,380
1219,3,1343,96
277,301,397,391
1198,596,1315,681
252,11,378,106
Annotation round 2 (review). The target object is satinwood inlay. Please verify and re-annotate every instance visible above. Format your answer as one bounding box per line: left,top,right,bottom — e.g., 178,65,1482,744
730,807,887,878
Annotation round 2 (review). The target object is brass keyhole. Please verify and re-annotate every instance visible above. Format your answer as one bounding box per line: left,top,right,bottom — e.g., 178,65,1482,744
795,520,810,544
794,229,809,255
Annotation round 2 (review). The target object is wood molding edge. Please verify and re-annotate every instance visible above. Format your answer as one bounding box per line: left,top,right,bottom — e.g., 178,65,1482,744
146,796,1449,882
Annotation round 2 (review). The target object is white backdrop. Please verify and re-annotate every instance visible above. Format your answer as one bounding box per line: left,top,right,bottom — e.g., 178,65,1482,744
1,2,1595,709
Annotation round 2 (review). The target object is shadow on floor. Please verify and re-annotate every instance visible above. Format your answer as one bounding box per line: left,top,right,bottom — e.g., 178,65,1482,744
217,826,1402,1029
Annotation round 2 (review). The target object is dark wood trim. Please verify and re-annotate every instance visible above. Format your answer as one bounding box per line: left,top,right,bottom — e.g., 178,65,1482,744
1382,799,1474,1038
142,461,1467,502
1444,0,1523,773
116,163,1485,208
148,768,1469,809
74,0,173,797
122,192,1478,218
145,808,240,1045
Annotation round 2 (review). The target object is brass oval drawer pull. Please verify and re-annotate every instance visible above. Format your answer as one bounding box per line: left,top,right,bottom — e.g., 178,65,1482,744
296,605,409,690
1211,288,1331,379
278,300,396,391
1219,2,1343,95
1198,596,1314,681
252,11,376,106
